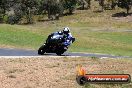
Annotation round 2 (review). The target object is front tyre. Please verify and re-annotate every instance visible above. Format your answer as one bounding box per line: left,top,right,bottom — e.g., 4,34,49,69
38,45,46,55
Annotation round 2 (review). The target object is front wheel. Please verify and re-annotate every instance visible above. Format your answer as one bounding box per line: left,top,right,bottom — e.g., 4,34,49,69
38,45,46,55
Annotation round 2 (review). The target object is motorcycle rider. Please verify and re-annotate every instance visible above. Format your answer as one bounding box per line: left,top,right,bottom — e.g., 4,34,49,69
38,27,75,55
47,27,74,46
61,27,73,46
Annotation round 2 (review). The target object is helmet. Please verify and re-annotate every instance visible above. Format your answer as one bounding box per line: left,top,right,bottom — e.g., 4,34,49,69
63,27,70,34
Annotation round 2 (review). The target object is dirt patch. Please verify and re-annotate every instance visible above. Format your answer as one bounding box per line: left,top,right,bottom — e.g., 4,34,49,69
112,14,132,22
0,57,132,88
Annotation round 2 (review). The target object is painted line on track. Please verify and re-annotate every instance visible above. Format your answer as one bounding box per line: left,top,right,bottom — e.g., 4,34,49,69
0,56,81,59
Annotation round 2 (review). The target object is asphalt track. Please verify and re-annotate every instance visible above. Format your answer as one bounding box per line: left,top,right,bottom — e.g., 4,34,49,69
0,48,131,58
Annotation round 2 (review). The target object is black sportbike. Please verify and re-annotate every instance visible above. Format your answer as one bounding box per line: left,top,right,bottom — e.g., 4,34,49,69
38,33,75,56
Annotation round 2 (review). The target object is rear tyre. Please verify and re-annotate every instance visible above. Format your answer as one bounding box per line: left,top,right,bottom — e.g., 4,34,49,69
56,52,62,56
38,45,46,55
56,46,67,56
56,51,64,56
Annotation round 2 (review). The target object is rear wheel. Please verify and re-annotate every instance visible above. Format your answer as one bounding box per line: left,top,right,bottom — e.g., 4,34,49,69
56,52,64,56
38,45,46,55
56,49,65,56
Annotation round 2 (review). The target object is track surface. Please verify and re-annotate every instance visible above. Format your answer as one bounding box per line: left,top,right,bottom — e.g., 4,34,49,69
0,48,131,58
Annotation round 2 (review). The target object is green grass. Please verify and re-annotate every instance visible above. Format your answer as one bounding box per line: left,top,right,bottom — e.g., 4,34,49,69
0,24,45,49
70,31,132,56
0,8,132,56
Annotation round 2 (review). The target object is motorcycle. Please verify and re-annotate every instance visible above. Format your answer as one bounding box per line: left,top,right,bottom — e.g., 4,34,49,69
38,33,75,56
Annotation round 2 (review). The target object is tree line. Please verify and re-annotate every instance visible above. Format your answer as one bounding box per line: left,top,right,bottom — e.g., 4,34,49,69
0,0,131,24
